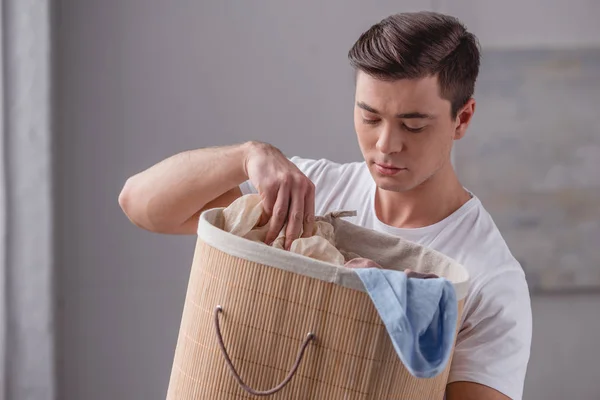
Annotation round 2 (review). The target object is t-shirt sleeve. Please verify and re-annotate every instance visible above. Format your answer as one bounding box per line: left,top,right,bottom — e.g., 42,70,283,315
448,270,532,400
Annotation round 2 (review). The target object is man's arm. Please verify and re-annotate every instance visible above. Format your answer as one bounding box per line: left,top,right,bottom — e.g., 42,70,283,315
118,143,250,234
118,141,315,246
446,382,511,400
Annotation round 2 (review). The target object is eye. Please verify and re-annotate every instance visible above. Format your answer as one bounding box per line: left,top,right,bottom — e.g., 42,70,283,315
402,124,426,133
362,118,380,125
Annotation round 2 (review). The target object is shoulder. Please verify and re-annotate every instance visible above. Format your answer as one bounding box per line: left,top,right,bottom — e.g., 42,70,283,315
446,196,531,336
289,156,368,183
288,157,372,216
289,156,370,193
444,196,525,284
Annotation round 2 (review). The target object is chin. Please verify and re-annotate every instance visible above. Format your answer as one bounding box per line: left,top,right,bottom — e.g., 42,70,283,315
373,176,416,193
377,182,415,193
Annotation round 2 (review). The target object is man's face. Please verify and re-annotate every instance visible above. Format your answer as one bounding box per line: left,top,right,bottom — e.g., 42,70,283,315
354,72,471,193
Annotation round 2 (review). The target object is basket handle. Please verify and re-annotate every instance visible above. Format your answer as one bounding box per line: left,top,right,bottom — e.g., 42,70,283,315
214,305,315,396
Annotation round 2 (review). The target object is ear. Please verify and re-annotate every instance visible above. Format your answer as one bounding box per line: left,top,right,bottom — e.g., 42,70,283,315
453,98,475,140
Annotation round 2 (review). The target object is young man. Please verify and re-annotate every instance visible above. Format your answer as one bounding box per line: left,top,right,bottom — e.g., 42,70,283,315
119,11,531,400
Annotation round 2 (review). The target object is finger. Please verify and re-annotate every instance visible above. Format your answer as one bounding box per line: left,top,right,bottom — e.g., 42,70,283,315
265,184,290,244
301,181,315,238
285,185,306,249
258,186,277,227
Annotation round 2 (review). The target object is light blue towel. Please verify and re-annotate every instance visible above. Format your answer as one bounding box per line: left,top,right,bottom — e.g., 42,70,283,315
353,268,458,378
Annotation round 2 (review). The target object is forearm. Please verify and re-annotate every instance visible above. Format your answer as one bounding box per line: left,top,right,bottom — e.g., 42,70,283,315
119,142,251,232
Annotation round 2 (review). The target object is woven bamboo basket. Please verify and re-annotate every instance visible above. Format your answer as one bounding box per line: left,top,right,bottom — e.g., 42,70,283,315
166,208,469,400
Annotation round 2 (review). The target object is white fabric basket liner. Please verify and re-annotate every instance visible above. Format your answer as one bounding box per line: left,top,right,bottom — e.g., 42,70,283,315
198,208,470,300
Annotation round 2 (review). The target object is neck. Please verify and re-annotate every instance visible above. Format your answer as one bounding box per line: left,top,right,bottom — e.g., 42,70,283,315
375,162,471,229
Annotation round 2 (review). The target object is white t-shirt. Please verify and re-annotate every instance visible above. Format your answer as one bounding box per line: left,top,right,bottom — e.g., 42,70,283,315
240,157,532,400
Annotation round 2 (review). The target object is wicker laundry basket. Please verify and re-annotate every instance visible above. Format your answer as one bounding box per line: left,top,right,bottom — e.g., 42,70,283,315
166,208,470,400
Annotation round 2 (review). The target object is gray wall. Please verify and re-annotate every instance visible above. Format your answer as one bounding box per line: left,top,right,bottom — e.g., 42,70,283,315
56,1,600,399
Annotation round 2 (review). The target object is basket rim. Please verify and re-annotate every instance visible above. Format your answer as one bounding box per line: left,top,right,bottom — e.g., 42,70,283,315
198,208,470,300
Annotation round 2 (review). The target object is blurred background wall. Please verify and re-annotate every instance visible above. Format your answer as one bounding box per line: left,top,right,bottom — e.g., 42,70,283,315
55,1,600,399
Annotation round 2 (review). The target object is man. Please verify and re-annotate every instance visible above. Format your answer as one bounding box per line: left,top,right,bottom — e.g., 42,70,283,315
119,11,531,400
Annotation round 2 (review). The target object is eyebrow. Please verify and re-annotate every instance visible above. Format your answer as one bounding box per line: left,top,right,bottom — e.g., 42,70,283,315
356,101,433,119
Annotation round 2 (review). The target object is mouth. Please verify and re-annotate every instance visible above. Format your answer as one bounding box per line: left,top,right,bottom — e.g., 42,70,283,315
374,163,407,176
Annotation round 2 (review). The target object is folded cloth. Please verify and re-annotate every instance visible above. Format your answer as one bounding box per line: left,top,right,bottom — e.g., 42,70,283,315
222,194,346,265
353,267,458,379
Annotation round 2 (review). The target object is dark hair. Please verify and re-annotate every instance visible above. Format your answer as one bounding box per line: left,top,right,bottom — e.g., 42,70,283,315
348,12,480,118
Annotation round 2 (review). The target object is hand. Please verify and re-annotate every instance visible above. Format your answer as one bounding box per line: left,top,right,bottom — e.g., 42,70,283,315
244,142,315,249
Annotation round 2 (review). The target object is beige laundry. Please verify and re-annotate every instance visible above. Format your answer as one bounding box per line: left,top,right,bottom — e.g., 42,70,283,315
222,194,346,265
222,194,442,279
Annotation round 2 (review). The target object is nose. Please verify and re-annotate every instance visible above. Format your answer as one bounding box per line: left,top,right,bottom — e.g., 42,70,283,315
375,124,403,154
